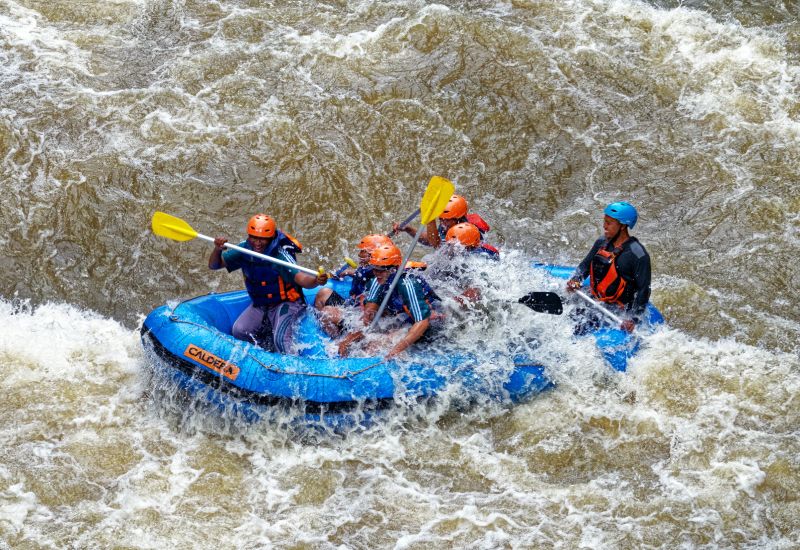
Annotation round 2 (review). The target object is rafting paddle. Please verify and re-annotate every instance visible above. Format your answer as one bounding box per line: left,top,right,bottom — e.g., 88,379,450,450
332,257,358,279
518,291,563,314
368,176,454,331
151,211,324,277
574,289,624,324
389,208,421,236
518,287,624,325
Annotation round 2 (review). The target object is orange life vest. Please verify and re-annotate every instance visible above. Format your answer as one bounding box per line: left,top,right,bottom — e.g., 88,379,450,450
589,246,627,305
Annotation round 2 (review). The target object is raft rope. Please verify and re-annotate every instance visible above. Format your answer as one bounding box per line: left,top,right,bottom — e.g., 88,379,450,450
168,313,386,380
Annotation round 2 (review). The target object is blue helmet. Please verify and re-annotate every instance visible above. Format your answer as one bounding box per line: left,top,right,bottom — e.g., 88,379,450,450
604,201,638,229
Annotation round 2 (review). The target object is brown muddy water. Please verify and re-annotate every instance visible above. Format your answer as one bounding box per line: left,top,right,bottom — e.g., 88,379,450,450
0,0,798,548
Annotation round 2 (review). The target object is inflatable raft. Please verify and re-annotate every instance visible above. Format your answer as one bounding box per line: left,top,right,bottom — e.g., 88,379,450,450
140,264,663,426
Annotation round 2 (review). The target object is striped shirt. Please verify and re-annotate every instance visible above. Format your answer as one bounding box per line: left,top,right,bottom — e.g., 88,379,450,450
365,273,432,323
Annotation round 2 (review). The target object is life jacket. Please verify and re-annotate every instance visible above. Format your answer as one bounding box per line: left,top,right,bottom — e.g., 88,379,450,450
438,213,491,241
589,241,628,305
240,231,305,307
466,213,490,234
474,243,499,259
349,265,375,298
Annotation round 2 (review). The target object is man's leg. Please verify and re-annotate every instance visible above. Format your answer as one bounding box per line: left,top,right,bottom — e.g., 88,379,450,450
231,304,266,343
266,301,307,354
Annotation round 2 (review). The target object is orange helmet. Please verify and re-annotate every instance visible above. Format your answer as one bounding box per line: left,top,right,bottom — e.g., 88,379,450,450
247,214,276,238
369,244,403,267
440,194,468,220
446,222,481,248
357,234,393,252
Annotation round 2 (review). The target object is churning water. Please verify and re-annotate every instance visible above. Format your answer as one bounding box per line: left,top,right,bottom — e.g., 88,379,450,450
1,0,798,547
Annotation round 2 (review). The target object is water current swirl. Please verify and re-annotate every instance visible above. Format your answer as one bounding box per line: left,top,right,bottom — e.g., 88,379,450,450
0,0,798,547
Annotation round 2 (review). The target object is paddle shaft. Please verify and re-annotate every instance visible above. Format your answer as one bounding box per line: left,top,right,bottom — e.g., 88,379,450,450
575,289,624,324
389,208,421,236
332,209,420,277
333,257,358,278
199,233,320,276
333,264,351,278
368,227,422,332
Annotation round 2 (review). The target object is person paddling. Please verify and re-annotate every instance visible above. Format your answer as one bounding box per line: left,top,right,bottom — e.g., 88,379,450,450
209,214,328,352
338,244,438,360
393,194,490,248
566,202,651,333
445,222,499,259
438,222,500,306
314,234,394,336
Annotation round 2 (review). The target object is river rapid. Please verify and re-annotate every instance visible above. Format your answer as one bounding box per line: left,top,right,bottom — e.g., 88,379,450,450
1,0,798,548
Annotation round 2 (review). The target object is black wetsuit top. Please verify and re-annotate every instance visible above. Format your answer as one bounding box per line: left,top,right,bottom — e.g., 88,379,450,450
572,236,651,320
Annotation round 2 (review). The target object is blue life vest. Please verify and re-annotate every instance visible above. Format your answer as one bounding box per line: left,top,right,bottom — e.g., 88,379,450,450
239,231,304,307
349,265,374,298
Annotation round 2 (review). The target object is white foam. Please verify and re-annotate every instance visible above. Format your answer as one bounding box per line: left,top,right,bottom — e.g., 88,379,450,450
600,0,800,145
0,1,92,77
0,483,53,536
0,300,140,385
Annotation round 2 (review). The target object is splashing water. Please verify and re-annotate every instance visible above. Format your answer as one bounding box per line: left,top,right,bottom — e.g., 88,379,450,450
1,0,799,546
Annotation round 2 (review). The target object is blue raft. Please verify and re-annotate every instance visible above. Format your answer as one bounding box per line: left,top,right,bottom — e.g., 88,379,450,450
140,264,663,424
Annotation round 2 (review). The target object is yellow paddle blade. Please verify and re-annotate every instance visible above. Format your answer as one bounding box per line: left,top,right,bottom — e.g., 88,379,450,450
344,257,358,268
419,176,455,225
151,211,198,242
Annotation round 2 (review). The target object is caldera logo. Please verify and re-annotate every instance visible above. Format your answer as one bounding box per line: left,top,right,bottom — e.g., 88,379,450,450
183,344,240,381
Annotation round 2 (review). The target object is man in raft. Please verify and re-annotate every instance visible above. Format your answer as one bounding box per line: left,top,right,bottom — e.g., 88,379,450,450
209,214,328,352
313,233,394,337
393,194,491,248
566,201,651,333
439,222,499,306
337,244,439,360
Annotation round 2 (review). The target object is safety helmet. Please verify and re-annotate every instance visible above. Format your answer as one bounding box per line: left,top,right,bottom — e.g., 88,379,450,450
247,214,277,238
369,244,402,267
357,234,393,252
445,222,481,248
604,202,638,229
440,194,468,220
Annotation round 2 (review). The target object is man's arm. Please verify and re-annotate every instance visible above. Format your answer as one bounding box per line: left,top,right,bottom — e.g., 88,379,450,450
294,271,328,288
629,251,651,321
385,318,430,359
338,302,379,357
423,220,440,247
209,237,227,270
395,220,439,246
338,329,365,357
273,246,327,288
567,238,603,289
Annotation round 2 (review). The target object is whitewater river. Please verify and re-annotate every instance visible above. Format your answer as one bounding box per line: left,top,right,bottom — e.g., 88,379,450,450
1,0,798,547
